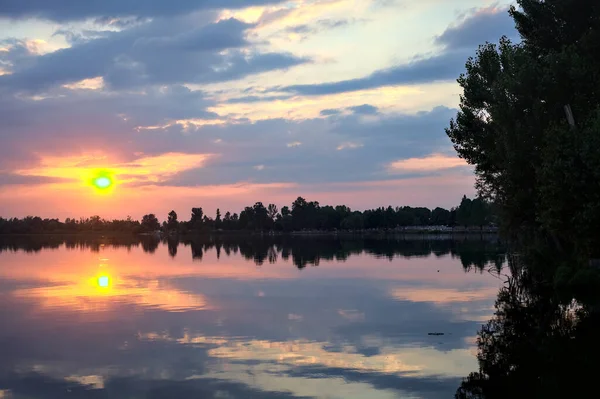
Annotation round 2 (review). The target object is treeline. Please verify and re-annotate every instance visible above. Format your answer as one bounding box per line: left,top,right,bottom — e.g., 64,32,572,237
0,215,143,234
0,195,495,234
145,195,495,233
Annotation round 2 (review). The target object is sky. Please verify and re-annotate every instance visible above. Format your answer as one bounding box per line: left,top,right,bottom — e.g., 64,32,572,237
0,0,519,220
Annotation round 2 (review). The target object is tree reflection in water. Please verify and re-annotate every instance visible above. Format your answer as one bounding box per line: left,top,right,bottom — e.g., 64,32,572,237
456,250,600,399
0,234,505,273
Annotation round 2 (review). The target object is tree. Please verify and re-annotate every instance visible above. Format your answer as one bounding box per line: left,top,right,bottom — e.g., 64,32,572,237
141,214,160,231
167,210,178,231
253,202,269,230
190,207,203,230
223,211,232,230
341,212,364,230
267,204,278,221
447,0,600,255
431,207,451,226
456,196,472,227
215,208,222,229
239,206,255,230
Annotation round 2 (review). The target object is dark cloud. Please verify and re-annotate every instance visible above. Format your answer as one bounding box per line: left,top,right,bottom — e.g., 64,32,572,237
0,0,285,22
281,50,469,95
319,109,341,116
319,104,379,117
0,174,71,185
435,7,517,50
0,372,310,399
94,16,151,29
348,104,379,115
0,17,309,93
283,18,356,36
225,94,294,104
279,7,519,96
274,18,368,42
281,366,460,399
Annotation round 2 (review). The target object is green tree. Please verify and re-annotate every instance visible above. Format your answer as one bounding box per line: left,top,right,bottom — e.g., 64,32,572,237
447,0,600,255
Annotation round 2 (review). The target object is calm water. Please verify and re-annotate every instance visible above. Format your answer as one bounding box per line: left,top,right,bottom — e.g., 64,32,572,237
0,235,506,399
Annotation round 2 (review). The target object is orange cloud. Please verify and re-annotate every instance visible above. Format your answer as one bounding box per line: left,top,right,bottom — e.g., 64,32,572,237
388,153,468,173
389,287,499,304
14,152,215,187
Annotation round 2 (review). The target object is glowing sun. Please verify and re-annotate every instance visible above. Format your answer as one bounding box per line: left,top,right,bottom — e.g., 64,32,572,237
93,176,112,189
97,275,110,288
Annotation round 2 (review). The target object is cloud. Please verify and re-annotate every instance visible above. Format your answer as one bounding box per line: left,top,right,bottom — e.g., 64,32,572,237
348,104,378,115
320,108,341,116
279,17,362,40
389,287,499,304
281,50,469,96
435,6,517,50
14,152,215,186
0,173,70,186
336,142,363,151
0,17,309,93
388,153,468,173
0,0,285,22
1,84,459,189
278,5,519,96
62,76,105,90
0,84,222,167
285,18,350,34
225,94,293,104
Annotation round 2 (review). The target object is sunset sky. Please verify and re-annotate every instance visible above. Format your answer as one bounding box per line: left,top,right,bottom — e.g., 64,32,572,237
0,0,518,220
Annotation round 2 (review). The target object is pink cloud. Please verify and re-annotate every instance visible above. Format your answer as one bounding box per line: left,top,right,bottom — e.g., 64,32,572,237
388,153,468,173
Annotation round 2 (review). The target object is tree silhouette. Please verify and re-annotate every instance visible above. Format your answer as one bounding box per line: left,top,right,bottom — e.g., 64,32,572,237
167,210,178,231
141,214,160,231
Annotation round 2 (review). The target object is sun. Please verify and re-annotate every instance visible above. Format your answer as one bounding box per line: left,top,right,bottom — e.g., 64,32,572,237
98,275,110,288
88,170,115,193
93,176,112,189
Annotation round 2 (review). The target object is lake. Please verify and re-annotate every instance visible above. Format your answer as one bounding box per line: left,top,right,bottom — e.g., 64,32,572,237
0,235,506,399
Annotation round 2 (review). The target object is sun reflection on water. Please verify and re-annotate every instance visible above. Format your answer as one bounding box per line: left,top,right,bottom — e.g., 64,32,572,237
12,258,210,313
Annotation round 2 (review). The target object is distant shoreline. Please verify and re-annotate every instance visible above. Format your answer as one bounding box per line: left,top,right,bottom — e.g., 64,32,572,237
0,228,499,237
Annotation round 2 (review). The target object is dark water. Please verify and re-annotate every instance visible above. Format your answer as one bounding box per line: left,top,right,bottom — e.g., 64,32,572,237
0,235,506,399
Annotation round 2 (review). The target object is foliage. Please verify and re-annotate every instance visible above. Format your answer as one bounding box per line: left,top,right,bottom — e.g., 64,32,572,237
447,0,600,257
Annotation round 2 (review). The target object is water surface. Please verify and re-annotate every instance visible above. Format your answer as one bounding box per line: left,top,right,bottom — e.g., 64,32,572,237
0,235,505,399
